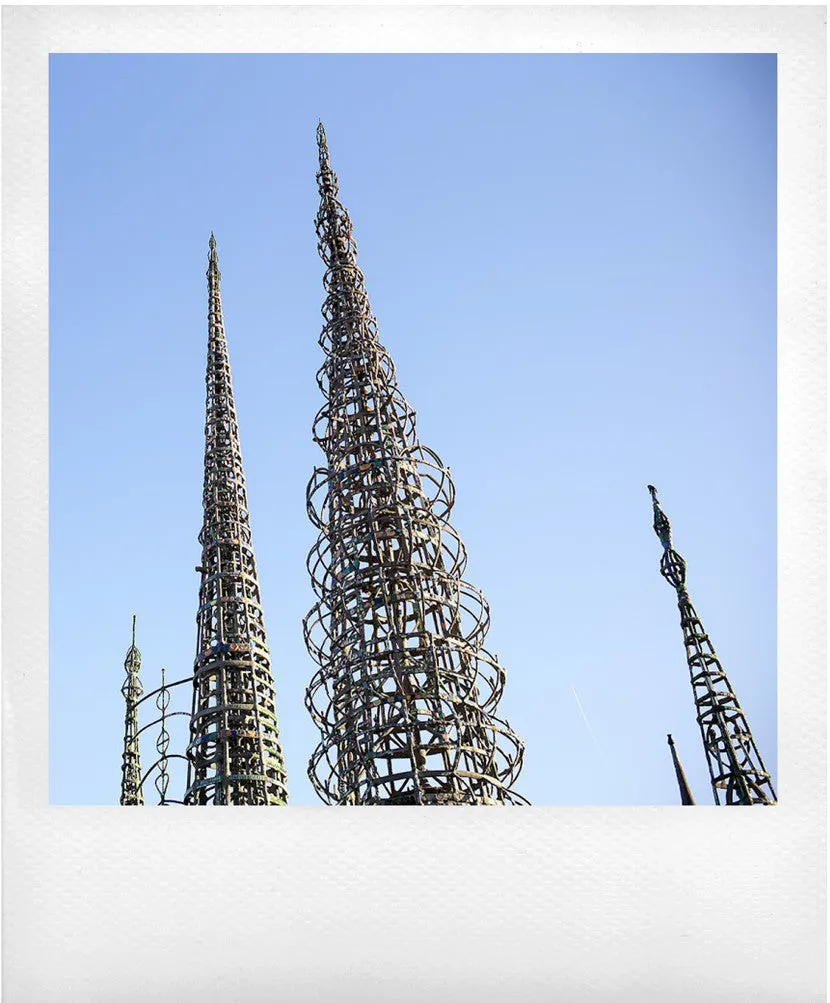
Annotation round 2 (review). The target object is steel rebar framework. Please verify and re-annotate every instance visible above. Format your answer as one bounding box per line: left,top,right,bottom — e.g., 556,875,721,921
120,616,144,805
185,234,289,805
649,485,776,806
303,123,527,805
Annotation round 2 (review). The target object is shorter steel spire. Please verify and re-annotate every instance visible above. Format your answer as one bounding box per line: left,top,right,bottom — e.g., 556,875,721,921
667,733,696,805
649,486,776,806
120,615,144,805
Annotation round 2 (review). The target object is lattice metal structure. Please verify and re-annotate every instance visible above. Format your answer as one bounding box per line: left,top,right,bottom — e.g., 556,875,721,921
666,733,695,805
133,670,190,805
185,234,289,805
304,123,527,806
120,615,144,805
154,667,172,804
649,485,776,806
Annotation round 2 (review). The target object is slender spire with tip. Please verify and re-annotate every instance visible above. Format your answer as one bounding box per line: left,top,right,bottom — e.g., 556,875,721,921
649,486,776,806
185,234,289,805
120,615,144,805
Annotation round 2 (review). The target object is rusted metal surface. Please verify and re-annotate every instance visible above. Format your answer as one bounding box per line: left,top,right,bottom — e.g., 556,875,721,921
667,733,696,805
649,486,776,806
303,124,527,806
119,616,145,805
184,235,289,805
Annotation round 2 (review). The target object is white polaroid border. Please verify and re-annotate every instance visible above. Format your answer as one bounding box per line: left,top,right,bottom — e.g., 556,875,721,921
2,7,825,1001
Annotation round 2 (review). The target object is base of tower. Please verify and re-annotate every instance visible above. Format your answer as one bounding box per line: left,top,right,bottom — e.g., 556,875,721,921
377,790,504,806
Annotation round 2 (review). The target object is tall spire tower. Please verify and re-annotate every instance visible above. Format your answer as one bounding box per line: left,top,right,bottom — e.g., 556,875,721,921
120,615,144,806
304,123,527,805
185,234,289,805
649,485,776,806
667,733,696,805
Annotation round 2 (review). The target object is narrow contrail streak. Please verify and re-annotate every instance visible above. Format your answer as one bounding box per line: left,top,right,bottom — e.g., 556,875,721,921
570,684,604,759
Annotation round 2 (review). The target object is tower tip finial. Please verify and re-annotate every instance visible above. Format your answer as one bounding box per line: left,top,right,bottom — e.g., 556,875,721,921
667,732,674,746
316,121,328,158
209,231,216,252
650,483,675,554
131,614,136,646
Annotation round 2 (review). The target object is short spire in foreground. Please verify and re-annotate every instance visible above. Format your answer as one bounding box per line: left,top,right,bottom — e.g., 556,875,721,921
649,486,776,806
667,733,696,805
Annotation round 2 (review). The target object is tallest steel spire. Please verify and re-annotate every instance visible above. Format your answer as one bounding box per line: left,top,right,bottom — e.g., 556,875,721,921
185,234,288,805
649,485,776,806
304,123,527,805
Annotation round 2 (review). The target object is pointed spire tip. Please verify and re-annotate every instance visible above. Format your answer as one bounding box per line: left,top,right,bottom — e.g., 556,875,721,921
316,120,329,159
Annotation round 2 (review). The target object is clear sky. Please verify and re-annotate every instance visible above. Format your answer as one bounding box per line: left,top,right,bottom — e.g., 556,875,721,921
49,54,777,806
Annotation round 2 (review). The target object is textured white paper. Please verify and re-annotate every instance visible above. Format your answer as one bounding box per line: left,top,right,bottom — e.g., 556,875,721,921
2,6,826,1001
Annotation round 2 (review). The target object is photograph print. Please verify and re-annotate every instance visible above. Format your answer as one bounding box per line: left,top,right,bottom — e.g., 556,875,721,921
49,53,777,807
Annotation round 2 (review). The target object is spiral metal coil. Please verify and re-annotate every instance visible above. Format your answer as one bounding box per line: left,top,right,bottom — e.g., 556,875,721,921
303,124,528,806
185,235,289,805
649,485,776,805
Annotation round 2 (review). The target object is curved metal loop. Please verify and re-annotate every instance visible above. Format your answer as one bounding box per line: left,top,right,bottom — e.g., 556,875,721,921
133,674,191,710
137,754,189,795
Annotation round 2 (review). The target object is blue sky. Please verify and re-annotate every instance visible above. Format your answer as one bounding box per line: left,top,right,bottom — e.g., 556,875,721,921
49,54,777,806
